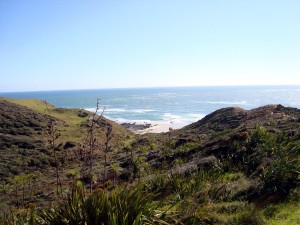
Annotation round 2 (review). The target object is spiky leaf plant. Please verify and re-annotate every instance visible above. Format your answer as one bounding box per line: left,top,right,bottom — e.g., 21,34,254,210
41,187,85,225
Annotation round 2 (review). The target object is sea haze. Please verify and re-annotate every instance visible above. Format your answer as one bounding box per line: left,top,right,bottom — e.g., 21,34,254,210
2,86,300,131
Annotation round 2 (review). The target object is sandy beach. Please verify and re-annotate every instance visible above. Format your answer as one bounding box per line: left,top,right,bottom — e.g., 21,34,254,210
135,124,171,134
121,122,188,134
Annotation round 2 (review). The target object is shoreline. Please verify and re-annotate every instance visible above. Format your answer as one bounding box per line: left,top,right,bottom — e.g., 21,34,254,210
120,121,188,134
135,124,174,134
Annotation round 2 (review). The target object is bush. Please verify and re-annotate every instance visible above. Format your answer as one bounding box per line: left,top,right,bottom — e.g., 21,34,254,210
41,185,170,225
231,206,265,225
0,207,39,225
262,144,300,194
227,127,300,195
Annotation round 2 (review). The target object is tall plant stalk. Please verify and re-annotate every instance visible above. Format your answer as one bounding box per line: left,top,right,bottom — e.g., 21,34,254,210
44,100,62,195
83,98,106,193
103,124,112,181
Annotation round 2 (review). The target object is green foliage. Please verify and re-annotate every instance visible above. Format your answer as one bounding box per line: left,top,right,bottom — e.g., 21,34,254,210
230,206,265,225
86,186,155,225
262,144,300,193
182,202,266,225
0,207,39,225
243,127,276,174
42,187,85,225
174,142,198,155
2,99,300,224
40,185,170,225
263,198,300,225
0,181,10,194
66,170,80,181
145,169,221,203
227,127,300,194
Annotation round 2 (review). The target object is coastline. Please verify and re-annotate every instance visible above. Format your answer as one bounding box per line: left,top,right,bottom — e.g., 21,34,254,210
120,121,190,134
135,124,174,134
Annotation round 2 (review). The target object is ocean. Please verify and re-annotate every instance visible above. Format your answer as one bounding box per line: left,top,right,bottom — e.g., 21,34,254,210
1,86,300,131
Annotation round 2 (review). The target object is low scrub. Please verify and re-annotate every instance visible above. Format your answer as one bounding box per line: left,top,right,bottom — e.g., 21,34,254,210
1,185,174,225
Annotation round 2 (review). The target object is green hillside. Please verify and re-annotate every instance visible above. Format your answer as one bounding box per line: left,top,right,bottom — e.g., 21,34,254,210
0,97,133,212
1,99,300,224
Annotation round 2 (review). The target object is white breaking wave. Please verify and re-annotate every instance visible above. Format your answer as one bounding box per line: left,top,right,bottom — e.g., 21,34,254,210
106,112,206,133
107,117,154,125
85,107,156,114
106,108,156,114
84,107,98,112
162,113,205,124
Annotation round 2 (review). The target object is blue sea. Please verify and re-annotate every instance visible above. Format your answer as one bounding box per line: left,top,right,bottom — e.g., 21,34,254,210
1,86,300,131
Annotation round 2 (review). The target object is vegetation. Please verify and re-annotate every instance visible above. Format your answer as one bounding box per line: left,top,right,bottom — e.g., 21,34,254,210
1,98,300,224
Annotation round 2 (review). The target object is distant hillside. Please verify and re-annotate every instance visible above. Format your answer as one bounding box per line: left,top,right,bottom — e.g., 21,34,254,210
120,104,300,223
0,98,132,171
139,104,300,169
183,104,300,133
1,97,133,146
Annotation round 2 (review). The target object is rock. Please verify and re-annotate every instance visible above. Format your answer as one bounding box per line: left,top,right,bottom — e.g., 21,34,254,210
121,122,151,132
78,111,88,117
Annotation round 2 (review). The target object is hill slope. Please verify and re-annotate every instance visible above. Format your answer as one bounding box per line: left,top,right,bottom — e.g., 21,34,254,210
136,104,300,176
1,101,300,224
0,97,133,211
183,104,300,133
118,104,300,223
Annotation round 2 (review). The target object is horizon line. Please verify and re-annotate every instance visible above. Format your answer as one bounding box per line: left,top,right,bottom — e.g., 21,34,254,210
1,84,300,93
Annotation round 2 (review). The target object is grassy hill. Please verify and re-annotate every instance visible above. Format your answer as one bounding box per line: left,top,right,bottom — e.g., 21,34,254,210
0,97,133,212
1,99,300,224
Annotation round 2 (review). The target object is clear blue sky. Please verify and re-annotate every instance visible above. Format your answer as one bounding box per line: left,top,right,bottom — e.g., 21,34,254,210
0,0,299,92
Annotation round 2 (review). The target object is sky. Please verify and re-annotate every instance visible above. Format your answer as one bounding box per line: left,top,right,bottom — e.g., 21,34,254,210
0,0,300,92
